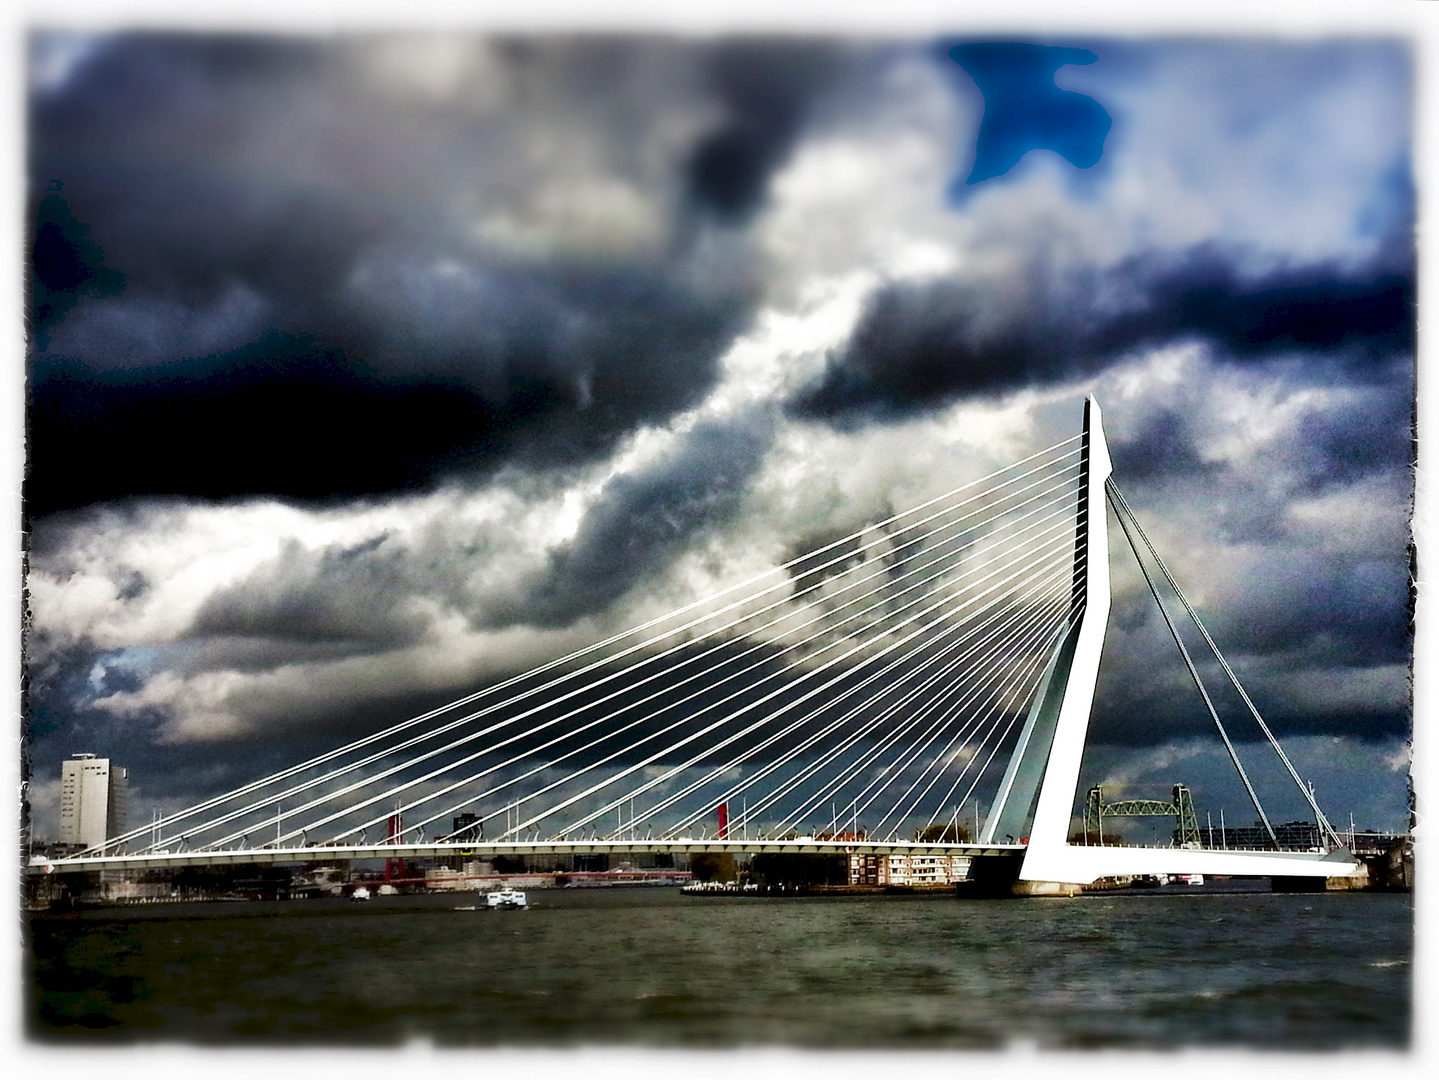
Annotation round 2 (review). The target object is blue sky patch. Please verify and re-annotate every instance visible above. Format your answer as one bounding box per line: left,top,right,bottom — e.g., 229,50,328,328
948,42,1112,189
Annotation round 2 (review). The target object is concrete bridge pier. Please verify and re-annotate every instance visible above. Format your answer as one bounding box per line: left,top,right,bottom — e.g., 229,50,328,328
1010,878,1085,897
956,854,1085,897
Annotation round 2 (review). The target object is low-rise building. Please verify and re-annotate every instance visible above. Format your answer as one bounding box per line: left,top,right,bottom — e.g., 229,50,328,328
848,852,972,886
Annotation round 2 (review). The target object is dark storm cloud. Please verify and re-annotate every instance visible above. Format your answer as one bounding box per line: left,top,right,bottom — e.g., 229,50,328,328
1108,368,1412,510
29,37,358,318
1089,661,1410,748
25,33,854,520
1259,560,1410,668
1294,379,1415,490
520,412,778,627
27,261,743,517
791,245,1414,423
1155,545,1408,674
30,188,127,330
192,534,429,648
684,39,849,223
1107,408,1219,485
1089,528,1411,748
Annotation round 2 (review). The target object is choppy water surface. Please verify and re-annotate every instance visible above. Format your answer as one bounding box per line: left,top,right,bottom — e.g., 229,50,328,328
28,888,1410,1048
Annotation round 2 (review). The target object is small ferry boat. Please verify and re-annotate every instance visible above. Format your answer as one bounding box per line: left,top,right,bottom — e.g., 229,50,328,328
486,886,527,909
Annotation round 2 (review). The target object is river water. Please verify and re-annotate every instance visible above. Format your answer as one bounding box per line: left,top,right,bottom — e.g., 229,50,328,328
28,886,1410,1049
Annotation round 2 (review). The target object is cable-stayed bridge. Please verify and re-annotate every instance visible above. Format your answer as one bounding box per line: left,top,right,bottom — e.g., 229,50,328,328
30,399,1360,888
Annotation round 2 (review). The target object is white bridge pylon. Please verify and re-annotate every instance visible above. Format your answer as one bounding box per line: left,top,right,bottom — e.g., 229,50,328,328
31,398,1359,885
1013,399,1356,884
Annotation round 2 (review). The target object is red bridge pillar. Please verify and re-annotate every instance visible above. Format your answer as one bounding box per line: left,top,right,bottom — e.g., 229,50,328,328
386,812,405,882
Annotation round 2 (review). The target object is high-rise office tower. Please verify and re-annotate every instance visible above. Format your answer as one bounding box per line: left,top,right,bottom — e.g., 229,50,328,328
58,754,128,848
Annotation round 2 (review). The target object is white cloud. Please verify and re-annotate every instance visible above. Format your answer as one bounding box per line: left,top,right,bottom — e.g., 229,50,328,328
1287,474,1412,558
1067,41,1409,266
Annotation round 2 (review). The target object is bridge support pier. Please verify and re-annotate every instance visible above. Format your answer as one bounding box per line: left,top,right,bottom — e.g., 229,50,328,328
1010,879,1085,897
1321,871,1370,891
954,854,1023,897
957,854,1086,897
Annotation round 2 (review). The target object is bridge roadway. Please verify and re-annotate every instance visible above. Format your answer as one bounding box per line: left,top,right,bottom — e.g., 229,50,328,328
25,838,1025,876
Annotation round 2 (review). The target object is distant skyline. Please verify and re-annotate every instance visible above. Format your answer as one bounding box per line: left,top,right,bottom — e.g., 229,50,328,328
23,29,1414,838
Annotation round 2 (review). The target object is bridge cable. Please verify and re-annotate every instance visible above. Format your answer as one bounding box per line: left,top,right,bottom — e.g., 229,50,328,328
877,611,1070,839
498,515,1083,841
867,603,1070,838
687,570,1073,837
662,566,1074,837
636,582,1061,834
918,541,1093,838
467,515,1080,843
157,458,1083,851
772,587,1071,838
138,451,1084,854
740,547,1075,833
1105,483,1280,848
86,435,1081,856
1105,480,1344,848
307,484,1085,846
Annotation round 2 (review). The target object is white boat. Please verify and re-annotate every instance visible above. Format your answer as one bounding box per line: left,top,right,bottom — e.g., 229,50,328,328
486,886,527,909
350,886,371,902
1180,873,1204,885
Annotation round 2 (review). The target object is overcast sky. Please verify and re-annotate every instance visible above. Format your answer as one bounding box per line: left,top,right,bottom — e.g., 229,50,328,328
22,30,1414,838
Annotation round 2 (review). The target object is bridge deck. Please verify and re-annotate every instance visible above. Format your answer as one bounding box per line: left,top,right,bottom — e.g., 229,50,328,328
28,839,1024,876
